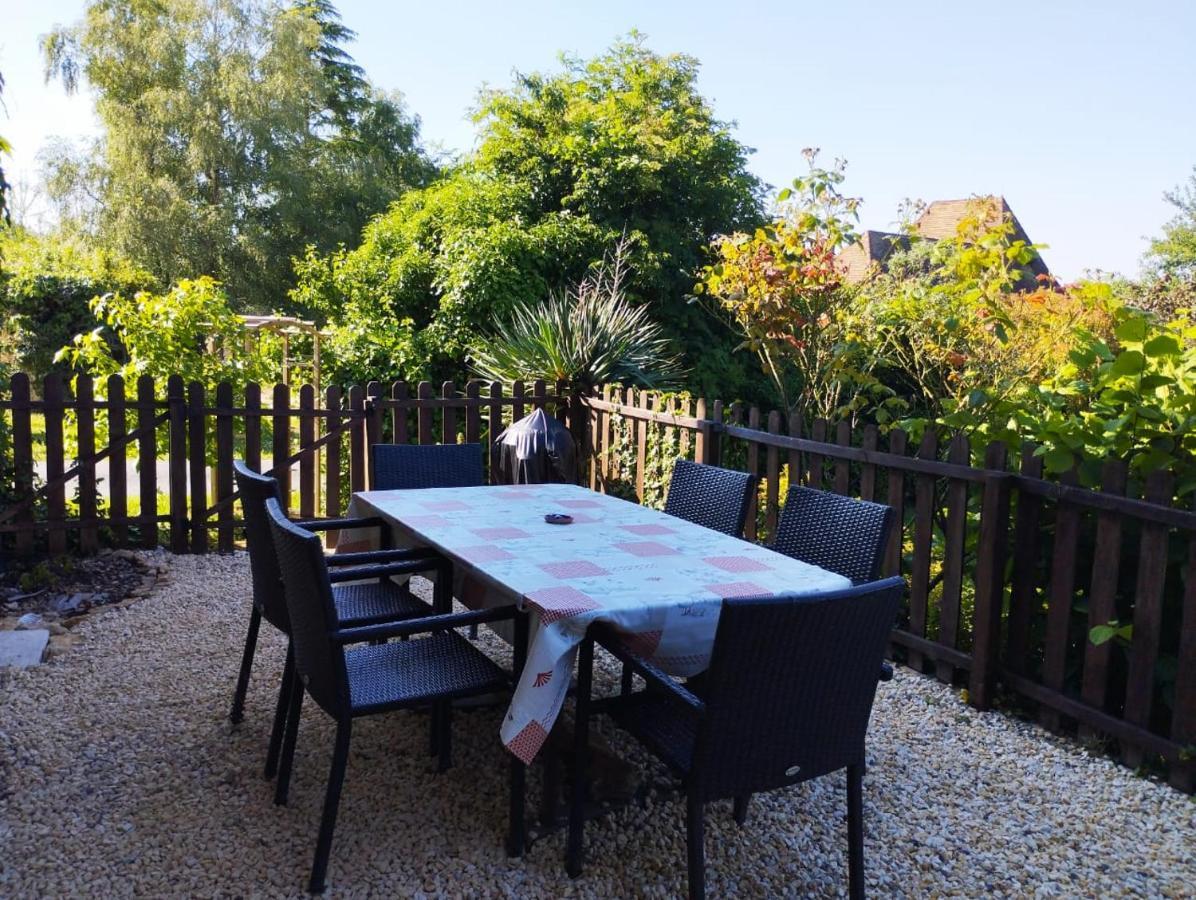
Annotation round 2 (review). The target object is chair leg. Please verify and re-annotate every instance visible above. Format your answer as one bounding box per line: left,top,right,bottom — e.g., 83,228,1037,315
620,662,633,696
566,636,594,878
274,674,304,806
436,701,452,773
686,785,706,900
264,641,295,779
506,612,529,859
732,794,751,826
309,719,352,894
230,606,261,724
847,763,865,900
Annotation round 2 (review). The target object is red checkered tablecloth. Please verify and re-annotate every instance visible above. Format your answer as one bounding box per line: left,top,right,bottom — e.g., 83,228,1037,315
337,483,850,763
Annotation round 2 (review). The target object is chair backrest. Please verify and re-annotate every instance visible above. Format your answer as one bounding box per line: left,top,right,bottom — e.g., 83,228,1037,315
691,576,903,801
233,460,290,631
371,443,485,491
265,496,349,717
771,486,895,584
663,459,755,537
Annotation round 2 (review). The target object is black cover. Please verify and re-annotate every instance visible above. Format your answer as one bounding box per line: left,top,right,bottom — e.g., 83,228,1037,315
495,408,576,485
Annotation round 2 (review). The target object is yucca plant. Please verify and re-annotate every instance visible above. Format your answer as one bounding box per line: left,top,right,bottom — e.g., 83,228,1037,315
470,240,684,394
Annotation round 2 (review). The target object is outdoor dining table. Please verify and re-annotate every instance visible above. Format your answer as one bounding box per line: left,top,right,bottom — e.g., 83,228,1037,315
336,482,853,766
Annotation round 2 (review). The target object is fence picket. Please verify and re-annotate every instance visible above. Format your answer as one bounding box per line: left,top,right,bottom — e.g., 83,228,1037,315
488,382,503,484
969,442,1010,710
1041,468,1082,731
10,374,34,554
324,385,342,545
75,374,98,553
443,382,457,444
859,425,878,502
299,384,316,520
392,381,409,444
244,382,262,473
187,382,207,553
348,385,365,494
138,376,158,548
1005,445,1044,674
1123,471,1174,768
635,389,648,503
765,411,781,540
43,375,67,554
215,382,235,552
273,383,291,513
1079,459,1129,738
807,418,827,490
833,420,851,495
107,375,128,547
1171,494,1196,791
465,381,481,447
936,434,970,683
883,428,908,578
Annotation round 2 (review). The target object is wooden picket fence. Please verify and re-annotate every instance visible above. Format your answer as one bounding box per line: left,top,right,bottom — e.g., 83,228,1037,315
581,386,1196,792
1,372,1193,791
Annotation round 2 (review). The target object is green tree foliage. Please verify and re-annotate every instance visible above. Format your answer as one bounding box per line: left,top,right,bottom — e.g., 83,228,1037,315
0,228,157,379
1146,166,1196,280
295,36,764,393
0,70,11,228
41,0,433,310
470,240,683,394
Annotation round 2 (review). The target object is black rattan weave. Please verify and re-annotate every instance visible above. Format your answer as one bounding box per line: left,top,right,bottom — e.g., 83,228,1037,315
663,459,755,537
266,497,513,893
770,486,896,585
372,443,485,491
571,577,905,900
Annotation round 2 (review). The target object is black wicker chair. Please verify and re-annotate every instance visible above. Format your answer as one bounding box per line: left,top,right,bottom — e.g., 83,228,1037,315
371,442,485,491
230,461,448,786
266,497,515,893
663,459,755,537
771,486,896,585
568,576,904,900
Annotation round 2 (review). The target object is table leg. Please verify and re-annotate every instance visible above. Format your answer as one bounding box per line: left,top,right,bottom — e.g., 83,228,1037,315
566,635,594,878
506,611,529,857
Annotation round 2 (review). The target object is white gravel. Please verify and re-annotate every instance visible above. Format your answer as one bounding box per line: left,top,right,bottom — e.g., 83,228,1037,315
1,551,1193,898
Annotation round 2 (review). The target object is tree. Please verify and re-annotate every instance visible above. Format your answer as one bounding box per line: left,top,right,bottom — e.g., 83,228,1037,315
296,36,766,394
41,0,433,310
0,70,11,228
1145,166,1196,280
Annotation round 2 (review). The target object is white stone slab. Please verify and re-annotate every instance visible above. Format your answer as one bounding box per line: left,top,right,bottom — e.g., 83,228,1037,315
0,629,50,668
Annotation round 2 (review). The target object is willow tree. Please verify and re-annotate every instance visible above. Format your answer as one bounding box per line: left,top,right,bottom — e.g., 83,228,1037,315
41,0,433,309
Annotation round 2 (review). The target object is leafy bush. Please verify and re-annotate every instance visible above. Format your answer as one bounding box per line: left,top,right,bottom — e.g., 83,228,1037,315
470,241,684,393
0,229,156,381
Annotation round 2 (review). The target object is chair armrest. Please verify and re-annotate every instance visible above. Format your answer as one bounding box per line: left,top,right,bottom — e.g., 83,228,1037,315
590,624,705,713
326,548,445,567
328,557,449,583
879,662,894,682
295,515,387,532
332,605,517,644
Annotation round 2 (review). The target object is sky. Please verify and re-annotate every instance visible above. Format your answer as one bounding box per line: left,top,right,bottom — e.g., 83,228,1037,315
2,0,1195,280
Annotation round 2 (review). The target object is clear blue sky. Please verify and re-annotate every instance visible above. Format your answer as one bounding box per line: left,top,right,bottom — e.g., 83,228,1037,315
3,0,1195,279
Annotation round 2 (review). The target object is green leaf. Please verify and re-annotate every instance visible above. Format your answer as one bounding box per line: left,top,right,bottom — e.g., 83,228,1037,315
1114,316,1148,344
1143,333,1181,358
1107,350,1146,379
1043,446,1073,473
1089,624,1116,645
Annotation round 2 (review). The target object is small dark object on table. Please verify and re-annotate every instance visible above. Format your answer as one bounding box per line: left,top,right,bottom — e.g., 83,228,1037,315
544,513,574,525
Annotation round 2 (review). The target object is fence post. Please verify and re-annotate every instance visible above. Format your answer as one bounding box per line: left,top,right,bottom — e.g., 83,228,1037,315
76,373,98,553
568,387,587,486
107,374,128,548
167,375,188,553
10,373,34,555
187,381,207,553
137,375,158,548
348,384,365,494
969,442,1011,710
215,382,235,552
43,374,67,554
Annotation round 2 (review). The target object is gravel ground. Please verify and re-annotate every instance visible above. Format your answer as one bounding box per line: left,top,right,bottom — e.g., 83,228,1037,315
1,551,1193,898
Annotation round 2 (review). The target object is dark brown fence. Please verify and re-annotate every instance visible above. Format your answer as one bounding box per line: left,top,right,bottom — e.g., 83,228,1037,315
1,372,1192,792
581,387,1196,793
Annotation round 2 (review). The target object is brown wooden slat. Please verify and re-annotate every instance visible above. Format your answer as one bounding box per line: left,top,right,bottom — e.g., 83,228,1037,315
488,382,503,484
187,382,207,553
1123,470,1174,768
512,381,525,424
107,375,128,547
215,382,235,552
273,383,291,514
10,374,34,554
138,375,158,548
808,418,827,490
859,425,878,502
598,385,612,489
43,374,67,554
348,385,365,494
635,389,648,503
244,383,262,473
75,374,98,552
1005,445,1044,674
693,397,706,464
969,443,1010,710
167,375,188,553
299,385,316,520
907,430,938,672
833,420,851,495
936,434,970,684
787,413,801,492
532,378,547,411
465,381,481,446
678,396,692,461
765,411,781,540
738,407,757,539
392,381,409,444
1170,494,1196,791
708,400,725,467
324,385,342,546
1079,459,1129,738
365,381,383,469
418,381,434,445
442,381,457,444
883,428,908,577
1041,468,1082,731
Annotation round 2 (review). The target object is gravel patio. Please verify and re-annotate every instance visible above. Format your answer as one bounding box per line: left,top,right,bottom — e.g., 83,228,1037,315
1,551,1193,898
